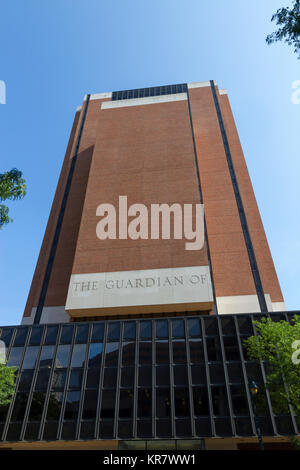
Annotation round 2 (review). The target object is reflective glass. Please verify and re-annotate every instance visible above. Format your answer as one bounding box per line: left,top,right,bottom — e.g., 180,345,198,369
22,346,39,369
71,344,87,368
55,345,71,368
88,343,103,367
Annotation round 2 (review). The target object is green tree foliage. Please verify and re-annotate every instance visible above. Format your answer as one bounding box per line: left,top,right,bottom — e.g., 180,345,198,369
0,168,26,229
244,316,300,415
0,362,16,406
266,0,300,58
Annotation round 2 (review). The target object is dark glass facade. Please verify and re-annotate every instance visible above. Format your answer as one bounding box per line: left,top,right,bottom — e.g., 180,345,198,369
0,312,298,443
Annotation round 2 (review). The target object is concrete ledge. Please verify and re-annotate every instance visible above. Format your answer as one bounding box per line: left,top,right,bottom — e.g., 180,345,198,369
101,93,187,109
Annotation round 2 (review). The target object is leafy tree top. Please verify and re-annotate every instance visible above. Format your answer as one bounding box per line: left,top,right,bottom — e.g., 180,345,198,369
244,315,300,415
0,168,26,229
266,0,300,58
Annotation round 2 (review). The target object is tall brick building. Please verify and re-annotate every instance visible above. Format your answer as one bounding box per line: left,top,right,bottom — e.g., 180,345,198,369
22,80,285,325
1,81,296,451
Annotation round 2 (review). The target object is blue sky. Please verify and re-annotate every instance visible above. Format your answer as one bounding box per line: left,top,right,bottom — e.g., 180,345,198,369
0,0,299,326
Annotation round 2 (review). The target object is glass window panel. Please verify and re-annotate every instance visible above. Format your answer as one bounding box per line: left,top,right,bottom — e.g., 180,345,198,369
103,367,117,388
13,328,28,346
189,340,204,362
69,369,84,389
123,322,136,340
104,342,119,366
60,325,74,344
43,421,58,440
80,421,95,439
221,317,236,335
156,388,171,418
55,345,71,368
119,389,134,418
137,420,152,439
44,326,59,345
195,417,212,437
206,337,222,361
91,323,104,342
188,318,201,338
7,347,23,367
0,328,14,348
101,390,116,419
175,419,192,437
227,362,244,383
6,423,22,441
35,368,50,391
99,420,114,438
18,370,34,391
28,392,46,421
52,369,67,390
118,420,133,439
230,385,249,415
82,390,98,419
139,341,152,364
29,327,43,345
22,346,39,369
64,391,81,420
46,392,63,420
86,368,100,389
156,320,168,339
172,340,187,363
235,417,253,436
193,387,209,416
39,345,55,368
174,388,190,417
155,420,172,438
71,344,87,368
214,417,232,436
138,388,152,417
11,392,29,421
24,422,40,440
140,321,152,339
138,366,152,387
156,341,169,364
191,364,206,385
211,386,229,416
107,322,120,341
173,365,188,385
156,365,170,386
88,343,103,367
75,324,89,343
209,363,225,384
237,316,254,335
204,317,218,335
171,319,185,338
121,341,135,365
61,421,77,440
223,336,240,361
121,367,135,387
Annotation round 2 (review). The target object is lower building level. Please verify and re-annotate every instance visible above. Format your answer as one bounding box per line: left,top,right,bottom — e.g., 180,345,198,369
0,312,299,449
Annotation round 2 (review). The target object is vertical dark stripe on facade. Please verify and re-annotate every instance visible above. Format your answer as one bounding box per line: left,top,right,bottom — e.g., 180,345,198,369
33,95,91,324
186,87,218,314
210,81,267,312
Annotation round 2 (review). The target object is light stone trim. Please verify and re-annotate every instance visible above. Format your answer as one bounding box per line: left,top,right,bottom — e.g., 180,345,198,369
216,294,274,314
21,306,70,325
272,301,287,312
76,106,82,112
187,80,217,89
66,266,213,315
219,89,227,95
101,93,187,110
84,92,112,101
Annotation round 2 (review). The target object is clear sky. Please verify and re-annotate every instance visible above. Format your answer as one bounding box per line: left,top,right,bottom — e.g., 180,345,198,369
0,0,299,326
